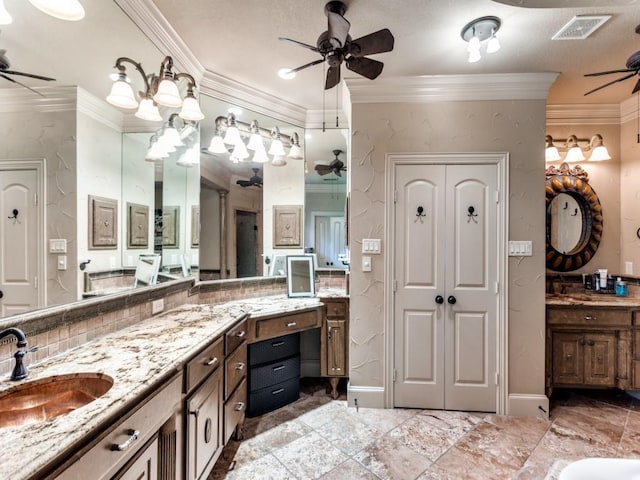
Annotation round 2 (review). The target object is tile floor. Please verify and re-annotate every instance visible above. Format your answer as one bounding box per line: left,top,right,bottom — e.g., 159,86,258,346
208,380,640,480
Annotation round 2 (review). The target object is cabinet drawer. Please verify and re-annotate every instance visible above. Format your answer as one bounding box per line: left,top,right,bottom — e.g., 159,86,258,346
185,336,224,393
226,317,248,355
547,308,631,326
57,374,181,480
325,301,347,318
247,376,299,418
253,309,321,342
224,378,246,443
112,436,158,480
225,342,247,400
249,354,300,391
249,333,300,365
186,368,223,480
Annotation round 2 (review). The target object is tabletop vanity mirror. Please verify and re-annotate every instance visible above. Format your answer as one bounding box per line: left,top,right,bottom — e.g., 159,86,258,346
545,163,603,272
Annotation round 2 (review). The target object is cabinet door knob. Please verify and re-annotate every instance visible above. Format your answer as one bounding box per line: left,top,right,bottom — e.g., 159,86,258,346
111,429,140,452
205,356,219,367
235,362,245,370
235,330,246,338
234,402,245,412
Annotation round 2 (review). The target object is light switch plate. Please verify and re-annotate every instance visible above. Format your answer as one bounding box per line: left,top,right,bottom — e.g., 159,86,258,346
362,239,381,254
362,256,372,272
508,240,533,256
49,239,67,253
57,255,67,270
152,299,164,315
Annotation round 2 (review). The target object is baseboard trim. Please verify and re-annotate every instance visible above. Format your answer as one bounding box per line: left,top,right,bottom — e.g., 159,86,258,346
347,383,386,408
508,394,549,419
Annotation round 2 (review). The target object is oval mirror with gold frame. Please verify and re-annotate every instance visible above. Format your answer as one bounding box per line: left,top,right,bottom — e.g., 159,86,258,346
545,164,603,272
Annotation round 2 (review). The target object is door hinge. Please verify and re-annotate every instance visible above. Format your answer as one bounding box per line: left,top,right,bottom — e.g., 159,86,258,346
393,368,397,382
495,372,499,386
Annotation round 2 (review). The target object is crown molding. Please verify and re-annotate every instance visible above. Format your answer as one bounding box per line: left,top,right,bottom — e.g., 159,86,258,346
77,87,124,132
0,86,79,113
344,73,559,103
304,109,349,130
546,103,621,125
620,95,640,124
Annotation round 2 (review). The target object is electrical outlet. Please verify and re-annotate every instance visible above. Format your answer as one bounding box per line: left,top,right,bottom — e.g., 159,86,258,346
625,261,633,275
152,299,164,315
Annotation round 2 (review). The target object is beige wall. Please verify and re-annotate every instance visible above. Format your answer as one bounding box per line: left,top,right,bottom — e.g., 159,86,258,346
545,124,621,274
348,99,547,405
620,117,640,275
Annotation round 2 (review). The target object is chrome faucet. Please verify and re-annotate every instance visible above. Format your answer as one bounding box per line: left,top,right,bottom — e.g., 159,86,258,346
0,328,37,381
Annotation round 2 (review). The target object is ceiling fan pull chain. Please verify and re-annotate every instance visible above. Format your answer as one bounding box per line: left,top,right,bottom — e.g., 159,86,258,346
335,83,339,128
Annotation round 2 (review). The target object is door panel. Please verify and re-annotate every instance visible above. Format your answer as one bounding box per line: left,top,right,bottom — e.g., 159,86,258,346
236,211,257,278
394,161,497,412
584,333,615,386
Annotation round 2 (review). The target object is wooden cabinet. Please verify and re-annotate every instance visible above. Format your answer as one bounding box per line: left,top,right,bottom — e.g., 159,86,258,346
112,436,159,480
248,308,322,343
321,299,349,399
546,304,634,395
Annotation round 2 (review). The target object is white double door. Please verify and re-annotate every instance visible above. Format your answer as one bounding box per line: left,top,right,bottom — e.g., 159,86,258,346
393,162,499,412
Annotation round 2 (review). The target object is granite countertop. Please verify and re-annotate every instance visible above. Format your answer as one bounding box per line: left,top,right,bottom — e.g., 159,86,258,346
546,293,640,307
0,294,331,480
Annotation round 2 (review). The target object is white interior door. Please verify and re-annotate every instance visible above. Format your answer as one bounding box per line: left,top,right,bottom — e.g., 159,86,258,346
315,215,345,267
0,167,41,316
393,162,498,412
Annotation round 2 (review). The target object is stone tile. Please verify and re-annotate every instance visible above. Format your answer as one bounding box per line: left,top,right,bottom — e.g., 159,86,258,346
353,406,419,433
354,431,433,480
272,431,348,479
417,410,484,438
319,459,380,480
481,414,550,450
208,453,296,480
386,415,462,461
315,409,383,455
551,405,626,446
292,398,348,429
618,410,640,457
245,418,314,458
243,406,301,439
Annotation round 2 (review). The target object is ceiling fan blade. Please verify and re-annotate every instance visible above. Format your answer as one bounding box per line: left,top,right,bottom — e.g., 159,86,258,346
584,68,635,77
4,70,56,81
349,28,395,57
278,37,320,53
334,169,342,177
633,78,640,94
325,65,341,89
315,165,332,175
0,73,45,97
584,72,637,96
289,58,325,74
327,11,350,47
345,56,384,80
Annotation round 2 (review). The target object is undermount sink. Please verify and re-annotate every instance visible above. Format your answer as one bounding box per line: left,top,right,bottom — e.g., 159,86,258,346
0,373,113,428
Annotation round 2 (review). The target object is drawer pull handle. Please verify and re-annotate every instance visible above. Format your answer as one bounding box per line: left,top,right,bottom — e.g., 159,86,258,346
205,357,219,367
234,402,245,412
235,362,245,370
584,315,597,321
272,341,285,347
190,409,200,417
273,365,286,372
287,322,297,327
272,388,285,395
111,429,139,452
235,330,246,338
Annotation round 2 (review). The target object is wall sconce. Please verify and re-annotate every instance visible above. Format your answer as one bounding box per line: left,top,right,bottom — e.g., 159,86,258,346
145,114,198,165
0,0,85,24
106,56,204,122
545,134,611,163
206,114,303,166
461,16,501,64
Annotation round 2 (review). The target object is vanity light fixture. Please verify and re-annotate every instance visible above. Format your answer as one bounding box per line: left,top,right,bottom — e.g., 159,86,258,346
106,56,204,122
223,113,243,146
461,16,501,64
145,115,197,165
544,133,611,163
268,127,286,157
207,118,229,155
288,132,304,160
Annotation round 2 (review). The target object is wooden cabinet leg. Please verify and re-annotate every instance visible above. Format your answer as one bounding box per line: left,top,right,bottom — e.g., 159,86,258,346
329,378,340,400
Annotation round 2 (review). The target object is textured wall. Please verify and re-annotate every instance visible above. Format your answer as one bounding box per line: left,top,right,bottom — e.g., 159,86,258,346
620,118,640,275
349,100,547,398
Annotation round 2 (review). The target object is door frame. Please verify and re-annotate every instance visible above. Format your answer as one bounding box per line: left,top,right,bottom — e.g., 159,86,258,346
0,159,46,308
385,153,509,414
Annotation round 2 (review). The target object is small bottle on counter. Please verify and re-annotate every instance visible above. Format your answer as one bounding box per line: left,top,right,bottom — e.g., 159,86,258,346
616,277,628,297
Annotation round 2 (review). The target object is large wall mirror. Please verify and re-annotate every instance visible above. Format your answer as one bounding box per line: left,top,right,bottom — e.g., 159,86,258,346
545,164,603,272
0,1,197,320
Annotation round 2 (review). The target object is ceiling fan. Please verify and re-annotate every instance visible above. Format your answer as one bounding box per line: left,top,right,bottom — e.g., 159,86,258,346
584,24,640,96
315,149,347,177
236,168,263,188
0,49,55,96
279,0,394,90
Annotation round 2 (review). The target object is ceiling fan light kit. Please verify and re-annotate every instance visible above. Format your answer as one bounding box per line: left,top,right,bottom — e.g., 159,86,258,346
278,0,394,90
314,149,347,177
0,0,84,25
461,16,501,63
106,56,204,122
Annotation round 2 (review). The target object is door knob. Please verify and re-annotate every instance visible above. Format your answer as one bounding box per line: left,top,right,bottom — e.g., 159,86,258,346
0,290,3,299
435,295,444,304
447,295,457,305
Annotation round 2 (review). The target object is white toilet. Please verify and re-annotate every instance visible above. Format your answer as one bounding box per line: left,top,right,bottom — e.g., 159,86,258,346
559,458,640,480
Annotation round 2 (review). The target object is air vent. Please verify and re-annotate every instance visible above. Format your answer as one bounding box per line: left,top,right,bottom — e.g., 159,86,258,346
552,15,611,40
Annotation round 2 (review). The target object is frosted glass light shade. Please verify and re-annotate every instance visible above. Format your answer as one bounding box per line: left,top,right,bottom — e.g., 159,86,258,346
135,98,162,122
247,133,263,151
545,146,561,162
588,146,611,161
208,135,228,154
271,155,287,166
268,138,286,156
486,34,500,54
468,49,481,63
223,125,242,146
288,144,304,159
153,78,182,108
565,146,585,162
252,143,269,163
179,95,204,121
29,0,85,21
106,80,138,109
0,0,13,24
231,141,249,161
161,126,183,148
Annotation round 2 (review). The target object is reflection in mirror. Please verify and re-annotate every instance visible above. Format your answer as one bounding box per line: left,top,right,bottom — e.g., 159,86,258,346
545,165,603,272
198,94,304,280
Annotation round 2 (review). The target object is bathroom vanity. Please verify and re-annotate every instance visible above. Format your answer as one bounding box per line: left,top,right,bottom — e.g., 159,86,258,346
545,296,640,396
